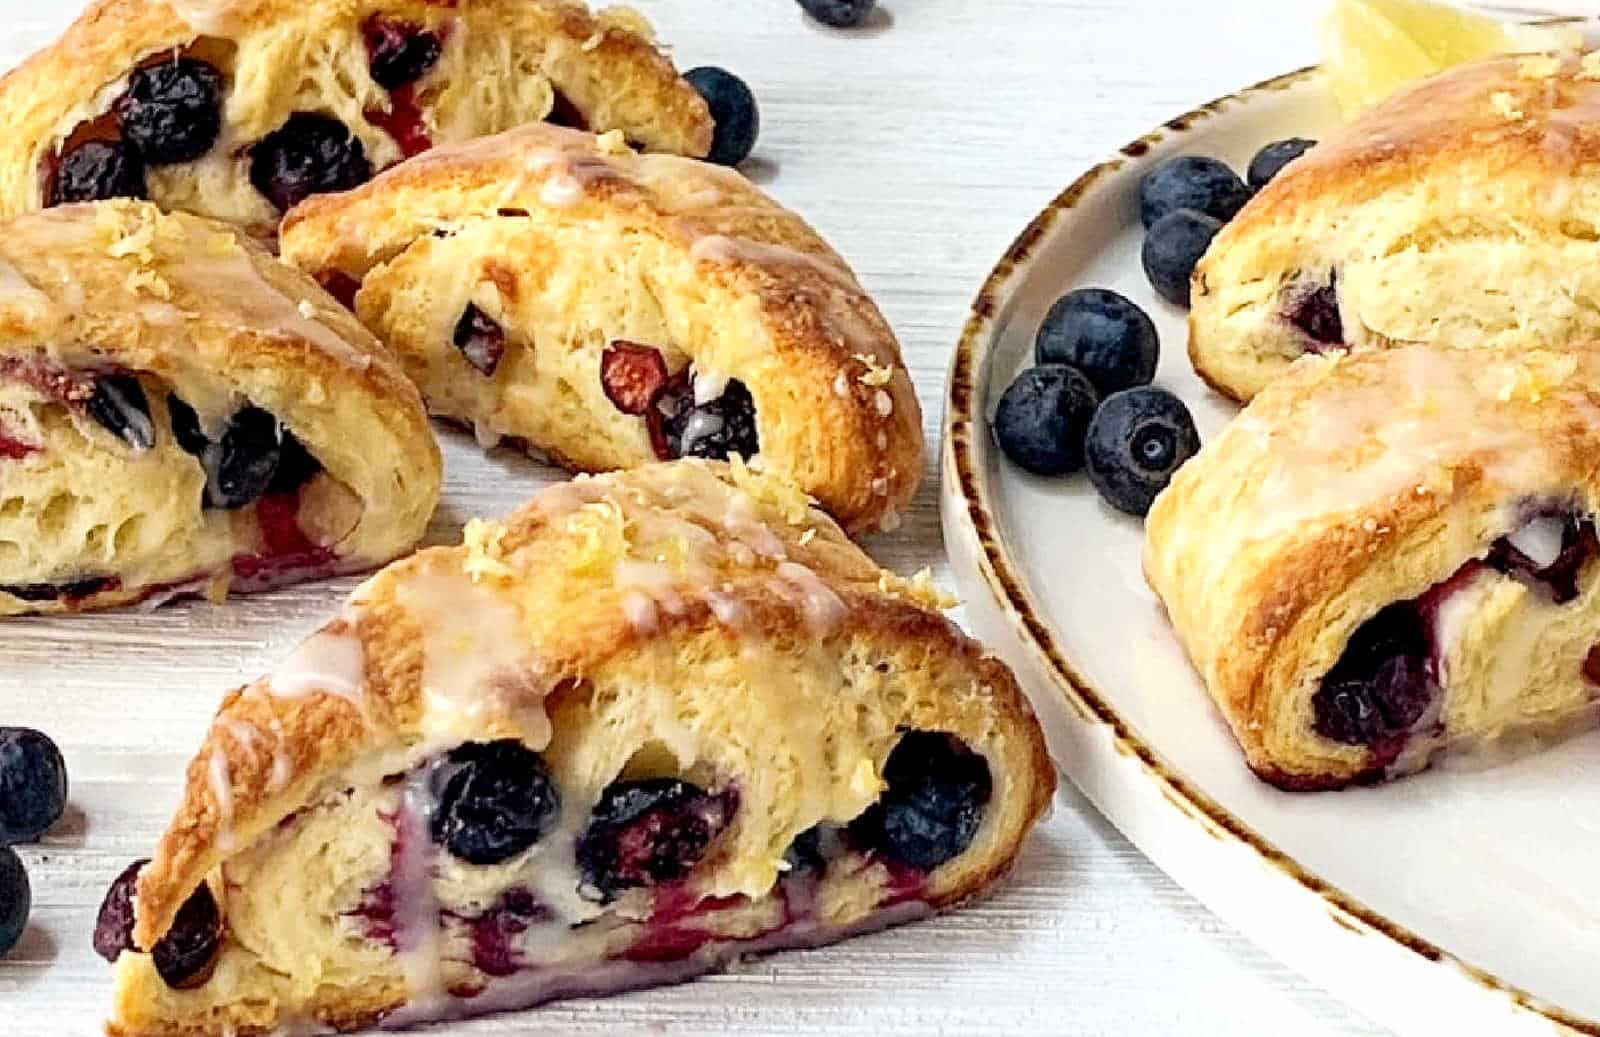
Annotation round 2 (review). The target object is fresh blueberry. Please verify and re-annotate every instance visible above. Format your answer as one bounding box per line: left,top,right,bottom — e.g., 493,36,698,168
166,395,209,456
249,113,373,213
429,741,561,866
453,304,506,376
1084,386,1200,517
87,374,155,452
50,140,148,206
1137,155,1249,229
993,364,1099,476
269,428,321,494
1487,513,1599,605
208,407,283,510
1313,603,1435,748
576,778,733,900
797,0,877,27
1034,288,1159,397
1141,208,1221,307
93,859,146,962
93,858,221,985
684,67,759,166
364,17,443,91
151,880,222,988
0,729,67,846
1247,137,1316,191
655,377,760,462
0,847,28,957
848,731,992,871
113,58,224,165
1283,280,1343,349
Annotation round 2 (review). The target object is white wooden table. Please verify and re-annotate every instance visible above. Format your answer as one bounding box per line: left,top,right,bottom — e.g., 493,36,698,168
0,1,1391,1033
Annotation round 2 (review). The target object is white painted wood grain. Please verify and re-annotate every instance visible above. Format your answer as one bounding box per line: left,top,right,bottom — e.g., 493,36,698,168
0,2,1389,1033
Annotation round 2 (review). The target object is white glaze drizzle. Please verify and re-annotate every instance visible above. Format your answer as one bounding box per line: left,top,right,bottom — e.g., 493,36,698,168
692,366,731,406
774,561,848,633
207,747,235,853
389,772,446,1010
165,0,251,35
266,619,368,711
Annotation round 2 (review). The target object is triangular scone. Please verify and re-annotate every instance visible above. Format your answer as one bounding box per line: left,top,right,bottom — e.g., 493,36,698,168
0,200,440,615
0,0,712,238
1146,343,1600,789
1190,52,1600,403
96,460,1054,1035
278,123,922,536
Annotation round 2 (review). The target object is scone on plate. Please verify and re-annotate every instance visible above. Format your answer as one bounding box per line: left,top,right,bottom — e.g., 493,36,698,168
279,123,922,535
1189,52,1600,402
0,200,440,616
0,0,712,238
94,459,1054,1036
1146,342,1600,790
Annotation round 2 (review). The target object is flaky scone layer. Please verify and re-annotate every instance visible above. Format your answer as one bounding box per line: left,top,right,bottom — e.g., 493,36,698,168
278,123,922,536
0,0,711,237
1190,52,1600,402
1146,343,1600,788
0,200,439,615
109,460,1053,1036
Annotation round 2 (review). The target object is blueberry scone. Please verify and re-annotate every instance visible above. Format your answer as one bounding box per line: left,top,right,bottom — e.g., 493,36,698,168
279,123,922,535
1146,342,1600,790
0,200,440,616
1189,52,1600,402
93,459,1054,1035
0,0,712,238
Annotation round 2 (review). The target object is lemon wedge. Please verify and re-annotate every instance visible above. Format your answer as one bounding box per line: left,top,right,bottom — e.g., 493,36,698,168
1322,0,1584,117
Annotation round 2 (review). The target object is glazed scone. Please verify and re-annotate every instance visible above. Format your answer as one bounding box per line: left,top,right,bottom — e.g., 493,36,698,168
1145,343,1600,790
278,123,922,535
94,459,1055,1036
0,200,440,616
1189,51,1600,402
0,0,712,238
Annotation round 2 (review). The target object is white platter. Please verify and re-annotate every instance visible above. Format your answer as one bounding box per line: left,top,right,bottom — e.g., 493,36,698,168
941,66,1600,1037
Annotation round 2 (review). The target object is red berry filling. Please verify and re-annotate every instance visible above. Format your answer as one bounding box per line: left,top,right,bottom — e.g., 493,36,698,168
365,84,433,160
0,429,38,459
600,341,670,416
230,488,335,583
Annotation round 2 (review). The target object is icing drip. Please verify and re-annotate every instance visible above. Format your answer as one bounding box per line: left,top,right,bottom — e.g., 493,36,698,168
266,618,368,712
165,0,251,36
207,747,235,853
774,562,848,633
391,561,550,744
390,772,446,1012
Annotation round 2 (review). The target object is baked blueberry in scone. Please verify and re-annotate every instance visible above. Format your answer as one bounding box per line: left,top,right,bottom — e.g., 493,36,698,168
0,200,440,616
96,460,1054,1035
278,123,923,535
1145,342,1600,790
1188,52,1600,403
0,0,713,238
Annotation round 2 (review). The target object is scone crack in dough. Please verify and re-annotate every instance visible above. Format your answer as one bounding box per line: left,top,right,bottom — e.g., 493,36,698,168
0,199,440,616
279,123,923,535
1189,51,1600,403
99,460,1054,1037
0,0,713,237
1145,343,1600,789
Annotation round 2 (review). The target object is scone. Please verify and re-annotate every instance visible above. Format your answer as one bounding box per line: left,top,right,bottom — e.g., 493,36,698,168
1189,51,1600,402
278,123,922,536
0,0,712,238
0,200,440,616
1145,342,1600,790
93,459,1054,1035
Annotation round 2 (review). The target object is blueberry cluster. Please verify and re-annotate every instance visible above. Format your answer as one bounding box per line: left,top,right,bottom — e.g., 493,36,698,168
0,728,69,957
51,58,224,207
993,288,1199,516
93,858,223,988
1137,138,1316,307
598,342,762,463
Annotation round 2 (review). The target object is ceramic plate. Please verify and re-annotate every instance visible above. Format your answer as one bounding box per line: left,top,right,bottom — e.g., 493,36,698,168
941,66,1600,1037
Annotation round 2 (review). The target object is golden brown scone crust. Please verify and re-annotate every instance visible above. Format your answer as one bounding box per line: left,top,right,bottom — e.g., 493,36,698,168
1146,343,1600,789
0,200,440,615
109,460,1052,1036
278,123,922,537
0,0,711,237
1190,52,1600,402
